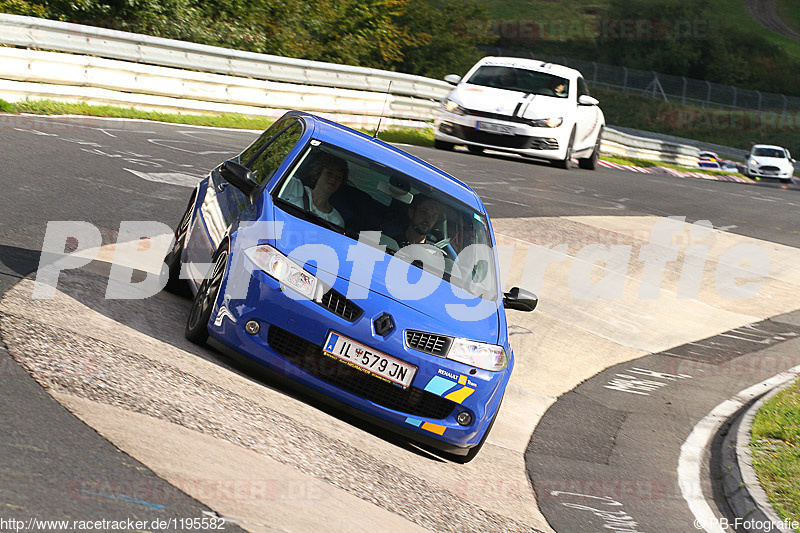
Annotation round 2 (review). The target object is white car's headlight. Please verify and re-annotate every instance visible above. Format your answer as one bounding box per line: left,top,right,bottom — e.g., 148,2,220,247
529,117,563,128
444,99,465,115
244,245,317,298
447,338,507,371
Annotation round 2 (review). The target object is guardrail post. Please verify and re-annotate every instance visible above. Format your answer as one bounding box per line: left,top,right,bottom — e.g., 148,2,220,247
623,67,628,93
682,77,687,106
782,94,788,116
705,80,711,109
732,86,737,108
592,61,597,85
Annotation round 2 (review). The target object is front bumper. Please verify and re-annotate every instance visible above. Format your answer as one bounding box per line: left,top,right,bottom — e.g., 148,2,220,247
434,110,570,160
206,262,509,452
747,166,793,179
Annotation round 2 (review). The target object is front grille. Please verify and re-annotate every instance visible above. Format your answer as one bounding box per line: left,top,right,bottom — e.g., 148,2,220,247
759,166,779,174
406,330,452,357
319,288,362,322
463,108,527,124
267,326,456,420
458,126,532,148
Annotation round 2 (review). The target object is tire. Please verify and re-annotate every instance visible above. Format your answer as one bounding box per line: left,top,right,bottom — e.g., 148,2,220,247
434,139,455,151
578,127,603,170
467,145,484,154
163,196,194,297
552,128,575,169
780,178,791,184
185,243,228,345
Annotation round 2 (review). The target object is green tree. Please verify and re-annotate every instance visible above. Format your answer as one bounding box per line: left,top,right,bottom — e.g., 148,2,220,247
394,0,493,78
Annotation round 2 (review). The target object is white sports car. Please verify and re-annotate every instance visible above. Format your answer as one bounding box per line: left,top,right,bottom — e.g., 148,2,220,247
746,144,796,184
433,56,605,169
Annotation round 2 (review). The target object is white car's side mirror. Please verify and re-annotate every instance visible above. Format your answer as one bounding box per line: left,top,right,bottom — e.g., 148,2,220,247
444,74,462,85
578,95,599,106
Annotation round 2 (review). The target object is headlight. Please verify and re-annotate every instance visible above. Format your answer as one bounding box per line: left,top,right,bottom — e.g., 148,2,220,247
447,338,507,371
444,99,465,115
528,117,563,128
244,245,318,298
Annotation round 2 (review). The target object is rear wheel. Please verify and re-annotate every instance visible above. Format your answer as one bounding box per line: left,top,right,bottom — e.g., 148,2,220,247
578,127,603,170
185,244,228,345
552,128,575,169
434,139,455,151
467,145,485,154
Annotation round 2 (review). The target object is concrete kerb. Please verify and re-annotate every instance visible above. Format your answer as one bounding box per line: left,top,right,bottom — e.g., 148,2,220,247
719,369,800,533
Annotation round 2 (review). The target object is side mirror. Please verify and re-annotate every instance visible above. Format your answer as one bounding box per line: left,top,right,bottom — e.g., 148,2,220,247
219,159,258,195
503,287,538,312
444,74,462,85
578,95,599,106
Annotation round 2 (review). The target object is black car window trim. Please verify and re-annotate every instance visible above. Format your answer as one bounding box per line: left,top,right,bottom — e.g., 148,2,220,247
241,118,305,169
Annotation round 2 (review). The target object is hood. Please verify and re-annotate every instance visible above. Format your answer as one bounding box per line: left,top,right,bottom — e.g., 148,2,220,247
450,84,572,120
268,207,501,344
750,156,791,167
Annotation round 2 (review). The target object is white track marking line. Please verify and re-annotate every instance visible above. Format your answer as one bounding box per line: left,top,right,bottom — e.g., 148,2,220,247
678,365,800,532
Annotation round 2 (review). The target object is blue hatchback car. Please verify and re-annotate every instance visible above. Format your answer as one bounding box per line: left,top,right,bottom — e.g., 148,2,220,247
164,111,537,461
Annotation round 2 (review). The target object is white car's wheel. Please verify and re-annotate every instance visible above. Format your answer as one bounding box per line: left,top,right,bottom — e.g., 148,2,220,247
553,128,575,169
578,127,603,170
434,139,455,151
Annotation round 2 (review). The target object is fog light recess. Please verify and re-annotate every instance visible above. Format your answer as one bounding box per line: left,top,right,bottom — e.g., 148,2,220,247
456,412,472,426
245,320,260,335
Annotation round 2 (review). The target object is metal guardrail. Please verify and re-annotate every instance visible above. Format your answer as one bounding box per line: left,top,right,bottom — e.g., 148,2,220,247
601,128,699,166
0,13,452,101
0,14,703,163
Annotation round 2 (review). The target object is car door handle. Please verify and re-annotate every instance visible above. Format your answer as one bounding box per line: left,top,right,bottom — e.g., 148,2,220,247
217,182,227,192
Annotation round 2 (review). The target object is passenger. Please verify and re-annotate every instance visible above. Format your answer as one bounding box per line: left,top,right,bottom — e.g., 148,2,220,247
284,153,347,226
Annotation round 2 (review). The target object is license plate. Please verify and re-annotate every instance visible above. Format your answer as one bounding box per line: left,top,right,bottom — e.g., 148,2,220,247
762,169,777,175
476,121,515,135
323,332,417,389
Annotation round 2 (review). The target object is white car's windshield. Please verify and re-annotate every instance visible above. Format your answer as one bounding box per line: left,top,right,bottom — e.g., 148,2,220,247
753,148,785,158
466,66,569,98
273,142,498,300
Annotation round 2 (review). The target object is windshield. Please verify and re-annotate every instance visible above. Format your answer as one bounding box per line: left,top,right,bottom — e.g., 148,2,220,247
753,148,785,158
466,66,569,98
273,142,497,300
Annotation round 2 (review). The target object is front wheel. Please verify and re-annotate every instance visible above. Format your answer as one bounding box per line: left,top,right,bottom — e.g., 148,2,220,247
434,139,455,151
163,196,194,297
552,128,575,169
780,178,791,184
467,145,484,154
185,244,228,345
578,127,603,170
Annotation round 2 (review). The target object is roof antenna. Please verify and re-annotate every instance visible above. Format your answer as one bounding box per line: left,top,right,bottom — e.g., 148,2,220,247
374,81,392,139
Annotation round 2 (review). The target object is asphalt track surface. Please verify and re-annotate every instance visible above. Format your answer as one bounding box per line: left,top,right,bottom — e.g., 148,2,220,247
1,114,800,531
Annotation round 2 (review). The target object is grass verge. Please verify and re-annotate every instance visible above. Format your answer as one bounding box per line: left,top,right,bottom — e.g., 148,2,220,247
0,99,434,146
750,378,800,525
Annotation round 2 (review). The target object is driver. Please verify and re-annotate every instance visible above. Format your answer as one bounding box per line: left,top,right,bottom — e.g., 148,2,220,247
389,194,442,248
